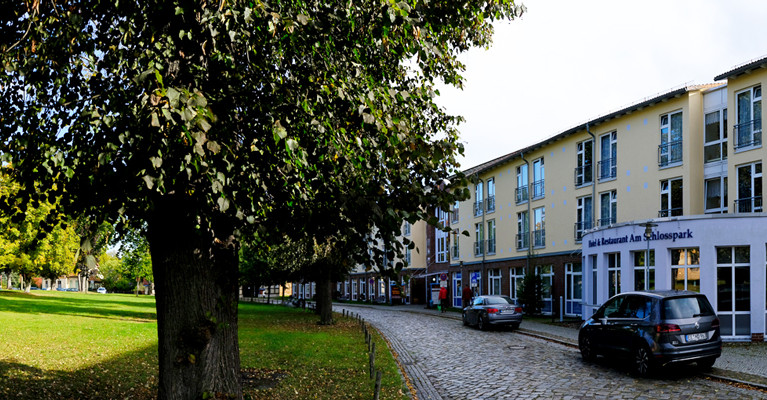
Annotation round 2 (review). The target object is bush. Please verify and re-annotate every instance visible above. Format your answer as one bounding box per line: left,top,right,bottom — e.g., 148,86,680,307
517,270,544,315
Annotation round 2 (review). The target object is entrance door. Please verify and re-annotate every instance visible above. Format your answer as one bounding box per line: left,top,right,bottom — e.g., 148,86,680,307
453,272,462,308
565,263,583,316
716,247,751,338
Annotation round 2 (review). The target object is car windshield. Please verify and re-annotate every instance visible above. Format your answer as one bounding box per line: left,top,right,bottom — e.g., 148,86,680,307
662,296,715,319
485,296,514,305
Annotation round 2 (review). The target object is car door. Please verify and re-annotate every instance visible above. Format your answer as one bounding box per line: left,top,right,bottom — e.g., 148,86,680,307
595,295,627,352
468,297,485,324
609,295,652,354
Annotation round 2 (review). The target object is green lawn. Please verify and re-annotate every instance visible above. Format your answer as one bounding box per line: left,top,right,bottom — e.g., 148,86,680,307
0,290,408,400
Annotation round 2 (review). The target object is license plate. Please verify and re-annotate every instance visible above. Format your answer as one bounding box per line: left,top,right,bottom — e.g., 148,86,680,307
686,333,707,342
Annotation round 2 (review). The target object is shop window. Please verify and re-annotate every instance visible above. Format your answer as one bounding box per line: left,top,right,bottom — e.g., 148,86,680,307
607,253,621,298
510,267,525,301
716,246,751,337
536,265,553,314
671,248,700,292
565,263,583,316
488,269,502,296
633,250,655,291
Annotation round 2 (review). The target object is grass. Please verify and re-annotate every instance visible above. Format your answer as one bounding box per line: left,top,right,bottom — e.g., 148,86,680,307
0,290,409,400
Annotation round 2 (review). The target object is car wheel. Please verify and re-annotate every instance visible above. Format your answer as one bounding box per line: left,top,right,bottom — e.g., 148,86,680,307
697,357,716,371
634,345,653,377
579,335,596,362
462,312,469,326
477,315,487,331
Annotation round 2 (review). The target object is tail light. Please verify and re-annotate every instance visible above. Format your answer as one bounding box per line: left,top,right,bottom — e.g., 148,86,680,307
486,308,499,314
711,318,720,329
656,323,682,333
514,307,523,313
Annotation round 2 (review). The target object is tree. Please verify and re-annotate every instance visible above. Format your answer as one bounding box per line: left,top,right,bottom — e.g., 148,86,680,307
517,269,544,315
1,1,524,398
118,229,154,296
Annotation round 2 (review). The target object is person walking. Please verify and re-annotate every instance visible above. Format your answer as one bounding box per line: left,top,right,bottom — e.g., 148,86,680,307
462,284,473,309
438,286,448,313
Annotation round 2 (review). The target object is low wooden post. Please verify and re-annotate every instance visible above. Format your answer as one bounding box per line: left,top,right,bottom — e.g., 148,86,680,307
369,342,376,379
373,370,383,400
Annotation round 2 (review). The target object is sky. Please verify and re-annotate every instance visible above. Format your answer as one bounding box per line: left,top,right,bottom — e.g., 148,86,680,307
437,0,767,170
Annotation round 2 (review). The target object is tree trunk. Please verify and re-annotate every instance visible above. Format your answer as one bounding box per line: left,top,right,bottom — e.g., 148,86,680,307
148,196,242,400
317,268,333,325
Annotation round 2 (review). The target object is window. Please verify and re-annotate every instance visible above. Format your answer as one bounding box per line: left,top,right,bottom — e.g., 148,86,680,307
633,250,655,291
533,207,545,248
716,246,751,337
474,182,484,217
575,196,593,242
607,253,621,298
599,190,617,226
659,111,683,166
736,162,762,213
405,248,412,265
474,223,484,257
435,208,448,263
510,267,524,300
516,164,529,204
705,176,727,214
536,265,553,314
532,158,545,199
660,178,683,217
671,248,700,292
451,200,459,223
565,263,583,316
488,269,501,296
487,219,496,255
516,211,529,250
599,132,617,180
735,85,761,150
452,272,462,308
352,280,358,300
704,109,728,163
451,231,459,260
402,221,411,236
575,139,593,186
486,178,496,213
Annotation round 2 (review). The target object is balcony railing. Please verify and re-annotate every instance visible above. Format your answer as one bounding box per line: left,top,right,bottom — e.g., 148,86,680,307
735,196,763,213
487,238,496,255
658,140,683,167
450,209,459,223
485,196,496,213
474,240,485,257
533,229,546,248
515,186,529,204
573,221,593,242
451,244,460,260
598,157,617,180
598,216,616,227
574,164,593,187
734,119,762,150
516,233,529,250
531,180,545,199
473,201,483,217
658,207,683,217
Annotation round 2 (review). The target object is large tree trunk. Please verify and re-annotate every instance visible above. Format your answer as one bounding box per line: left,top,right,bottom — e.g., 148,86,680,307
148,196,242,400
316,268,333,325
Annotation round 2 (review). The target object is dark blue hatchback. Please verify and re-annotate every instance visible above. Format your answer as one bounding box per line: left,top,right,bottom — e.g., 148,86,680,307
578,290,722,376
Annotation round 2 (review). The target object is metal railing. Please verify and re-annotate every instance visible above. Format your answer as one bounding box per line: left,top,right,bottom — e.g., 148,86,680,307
474,240,485,257
598,157,617,180
533,229,546,248
574,221,593,242
515,186,529,204
485,196,496,213
486,238,496,255
531,180,545,199
451,244,460,260
473,201,483,217
598,216,616,227
734,119,762,150
516,233,529,250
658,140,683,167
658,207,683,217
574,164,593,187
735,196,763,213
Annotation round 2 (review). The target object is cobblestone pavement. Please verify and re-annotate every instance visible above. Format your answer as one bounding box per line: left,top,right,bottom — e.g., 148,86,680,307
335,305,767,400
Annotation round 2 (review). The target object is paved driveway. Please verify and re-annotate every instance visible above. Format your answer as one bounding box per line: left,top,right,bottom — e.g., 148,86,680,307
336,305,765,400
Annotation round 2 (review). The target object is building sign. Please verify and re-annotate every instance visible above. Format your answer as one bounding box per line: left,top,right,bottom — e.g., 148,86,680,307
470,272,480,287
587,229,694,248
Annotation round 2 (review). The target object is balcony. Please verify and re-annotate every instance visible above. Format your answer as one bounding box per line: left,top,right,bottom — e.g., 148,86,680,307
485,196,496,213
451,244,459,260
533,229,546,248
574,165,593,187
473,201,483,217
598,216,616,227
474,240,485,257
734,119,762,150
658,141,682,167
516,233,529,250
531,180,545,200
515,186,529,204
573,221,593,242
658,208,683,218
598,158,617,180
487,238,496,255
735,196,763,213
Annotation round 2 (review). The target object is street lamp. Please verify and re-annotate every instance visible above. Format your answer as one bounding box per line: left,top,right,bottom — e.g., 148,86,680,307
638,221,657,290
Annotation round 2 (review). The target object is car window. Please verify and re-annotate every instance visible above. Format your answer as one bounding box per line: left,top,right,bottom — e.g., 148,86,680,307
601,296,625,318
623,296,652,319
663,296,715,319
473,297,484,306
487,296,514,305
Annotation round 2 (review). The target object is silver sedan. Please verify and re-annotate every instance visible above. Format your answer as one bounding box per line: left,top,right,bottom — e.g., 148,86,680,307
462,295,523,330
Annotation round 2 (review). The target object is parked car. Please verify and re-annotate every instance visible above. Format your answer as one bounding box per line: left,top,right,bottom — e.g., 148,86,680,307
578,290,721,376
462,295,523,330
97,287,107,294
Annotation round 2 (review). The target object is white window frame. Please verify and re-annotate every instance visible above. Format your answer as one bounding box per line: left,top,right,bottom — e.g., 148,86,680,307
607,253,621,298
659,111,683,166
632,250,655,291
474,223,484,257
704,108,727,163
671,248,701,292
536,265,553,315
402,221,411,236
565,263,582,317
516,211,529,250
599,131,617,180
533,207,545,248
599,190,617,226
575,195,592,242
575,139,593,186
486,178,496,213
660,177,683,217
487,219,496,255
509,267,524,301
474,182,484,217
736,162,762,213
532,157,545,199
716,246,751,338
516,164,529,204
488,269,502,296
735,85,762,150
704,176,727,214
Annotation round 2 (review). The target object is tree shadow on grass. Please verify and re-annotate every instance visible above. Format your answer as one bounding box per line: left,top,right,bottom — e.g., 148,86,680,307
0,344,159,400
0,291,156,322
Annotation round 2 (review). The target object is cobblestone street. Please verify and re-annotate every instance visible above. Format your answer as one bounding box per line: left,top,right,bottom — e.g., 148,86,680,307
336,305,766,400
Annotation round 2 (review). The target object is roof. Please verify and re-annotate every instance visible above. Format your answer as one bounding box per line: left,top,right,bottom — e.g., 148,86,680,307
461,84,723,177
714,54,767,81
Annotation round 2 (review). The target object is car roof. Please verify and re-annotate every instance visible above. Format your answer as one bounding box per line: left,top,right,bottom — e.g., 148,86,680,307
617,290,704,299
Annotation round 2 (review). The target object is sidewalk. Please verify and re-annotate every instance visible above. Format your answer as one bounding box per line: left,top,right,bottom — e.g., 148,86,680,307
352,303,767,390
